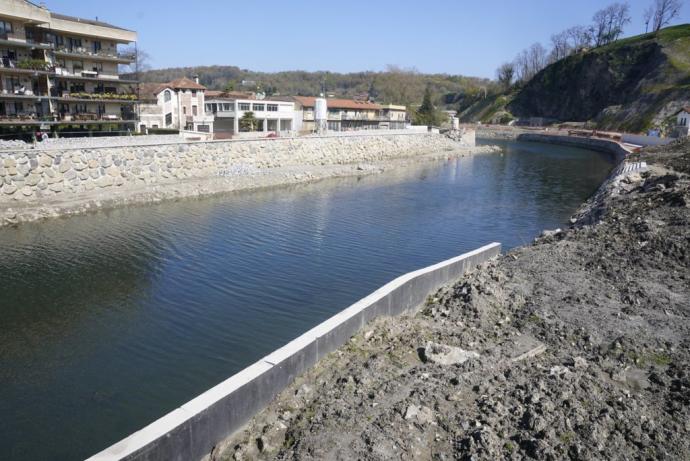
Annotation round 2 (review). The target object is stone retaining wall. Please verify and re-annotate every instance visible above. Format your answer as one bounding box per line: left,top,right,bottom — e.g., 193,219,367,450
516,133,630,161
0,133,459,203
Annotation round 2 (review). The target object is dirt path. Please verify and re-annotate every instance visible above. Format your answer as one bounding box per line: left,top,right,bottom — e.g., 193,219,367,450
220,140,689,460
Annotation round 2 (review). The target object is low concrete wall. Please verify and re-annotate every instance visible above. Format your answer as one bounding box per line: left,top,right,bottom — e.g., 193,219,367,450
88,242,502,461
621,133,674,147
517,133,630,162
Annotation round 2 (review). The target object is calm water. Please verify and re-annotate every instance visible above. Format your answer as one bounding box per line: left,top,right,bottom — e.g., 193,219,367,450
0,140,614,460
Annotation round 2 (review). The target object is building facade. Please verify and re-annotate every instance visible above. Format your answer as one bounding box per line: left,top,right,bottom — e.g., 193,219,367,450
204,93,295,135
0,0,137,137
138,77,214,133
379,104,407,130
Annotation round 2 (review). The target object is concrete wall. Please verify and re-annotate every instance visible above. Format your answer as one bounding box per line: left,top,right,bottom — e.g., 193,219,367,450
621,133,674,147
87,242,501,461
516,133,630,162
0,133,461,202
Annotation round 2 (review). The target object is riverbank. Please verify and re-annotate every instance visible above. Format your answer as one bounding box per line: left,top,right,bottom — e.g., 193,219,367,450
0,133,493,227
221,139,689,460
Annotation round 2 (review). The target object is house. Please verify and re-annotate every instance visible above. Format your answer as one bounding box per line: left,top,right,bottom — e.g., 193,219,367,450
379,104,407,130
282,96,381,133
676,106,689,137
138,77,214,133
0,0,138,136
204,92,296,135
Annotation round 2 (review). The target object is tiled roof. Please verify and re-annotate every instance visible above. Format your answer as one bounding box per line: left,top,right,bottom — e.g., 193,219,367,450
168,77,206,90
138,82,167,101
205,90,255,100
291,96,382,110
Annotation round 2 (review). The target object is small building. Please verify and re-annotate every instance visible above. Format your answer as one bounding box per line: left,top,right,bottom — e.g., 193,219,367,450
285,96,383,133
204,93,296,135
138,77,214,133
676,106,689,137
379,104,407,130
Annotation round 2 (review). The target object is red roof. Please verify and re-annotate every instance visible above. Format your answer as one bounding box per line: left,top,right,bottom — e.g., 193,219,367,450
291,96,382,110
205,90,255,100
138,82,167,101
168,77,206,90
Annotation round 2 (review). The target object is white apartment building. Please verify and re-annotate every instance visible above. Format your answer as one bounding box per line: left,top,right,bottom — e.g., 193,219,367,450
138,77,214,133
205,94,296,135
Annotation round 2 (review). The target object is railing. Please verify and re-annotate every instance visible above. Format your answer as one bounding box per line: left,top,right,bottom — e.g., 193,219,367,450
59,92,138,101
54,47,136,61
0,58,52,71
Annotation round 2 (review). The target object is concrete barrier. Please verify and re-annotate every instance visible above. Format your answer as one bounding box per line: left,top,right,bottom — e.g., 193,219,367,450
88,242,501,461
516,133,631,162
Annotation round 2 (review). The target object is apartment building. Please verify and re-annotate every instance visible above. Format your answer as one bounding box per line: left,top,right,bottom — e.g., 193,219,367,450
205,92,296,135
287,96,382,132
138,77,214,133
0,0,137,136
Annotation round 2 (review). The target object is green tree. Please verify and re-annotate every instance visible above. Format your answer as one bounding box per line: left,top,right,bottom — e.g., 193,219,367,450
224,80,236,92
240,111,258,132
415,87,440,126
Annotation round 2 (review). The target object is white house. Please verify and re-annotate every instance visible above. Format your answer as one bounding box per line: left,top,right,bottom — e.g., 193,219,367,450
677,106,689,137
204,92,296,135
138,77,214,133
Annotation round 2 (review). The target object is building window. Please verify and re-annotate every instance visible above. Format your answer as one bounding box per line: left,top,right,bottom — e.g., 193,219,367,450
67,37,82,51
197,125,210,132
252,103,265,111
267,104,278,112
223,103,231,111
238,102,250,111
191,90,197,96
192,105,198,116
165,112,172,126
183,106,186,115
14,101,23,113
93,41,102,53
0,21,13,35
72,61,84,73
164,90,171,102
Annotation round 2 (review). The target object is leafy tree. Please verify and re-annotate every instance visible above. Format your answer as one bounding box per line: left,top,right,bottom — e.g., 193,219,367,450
239,111,258,132
224,80,236,92
496,62,515,90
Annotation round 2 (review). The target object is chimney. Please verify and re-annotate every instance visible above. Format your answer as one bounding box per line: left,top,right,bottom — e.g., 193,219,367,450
193,75,199,84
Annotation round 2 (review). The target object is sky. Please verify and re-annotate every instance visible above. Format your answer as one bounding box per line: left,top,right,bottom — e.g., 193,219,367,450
45,0,690,79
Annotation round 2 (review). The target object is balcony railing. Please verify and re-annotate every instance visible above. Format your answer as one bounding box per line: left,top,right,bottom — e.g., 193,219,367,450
54,47,136,61
58,91,138,102
0,58,52,71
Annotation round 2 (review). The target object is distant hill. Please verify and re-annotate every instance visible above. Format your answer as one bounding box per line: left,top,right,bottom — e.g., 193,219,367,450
130,66,492,108
460,24,690,133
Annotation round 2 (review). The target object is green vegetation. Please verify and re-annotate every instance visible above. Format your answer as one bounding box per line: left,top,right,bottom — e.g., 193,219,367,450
17,59,50,71
239,111,258,132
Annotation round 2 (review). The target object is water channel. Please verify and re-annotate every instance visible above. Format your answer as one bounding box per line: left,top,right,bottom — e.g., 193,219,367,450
0,139,615,460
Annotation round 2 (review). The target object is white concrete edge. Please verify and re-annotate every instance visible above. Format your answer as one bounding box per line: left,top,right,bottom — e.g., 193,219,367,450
86,242,501,461
0,131,439,155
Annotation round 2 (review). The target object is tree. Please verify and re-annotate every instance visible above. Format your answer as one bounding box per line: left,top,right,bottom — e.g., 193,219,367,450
649,0,683,32
514,43,549,83
239,111,258,132
591,2,631,47
496,62,515,90
550,31,572,62
415,87,440,126
118,47,151,74
224,80,236,92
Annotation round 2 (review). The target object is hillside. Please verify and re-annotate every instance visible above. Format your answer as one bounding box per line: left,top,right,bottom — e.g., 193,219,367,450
508,24,690,132
131,66,492,108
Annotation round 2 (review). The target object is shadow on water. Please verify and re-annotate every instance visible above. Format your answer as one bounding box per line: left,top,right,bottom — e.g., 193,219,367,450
0,140,613,460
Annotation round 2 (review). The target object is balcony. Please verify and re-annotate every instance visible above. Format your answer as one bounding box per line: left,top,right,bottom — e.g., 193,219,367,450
52,67,136,83
53,47,136,63
56,91,138,103
0,33,53,50
0,58,53,74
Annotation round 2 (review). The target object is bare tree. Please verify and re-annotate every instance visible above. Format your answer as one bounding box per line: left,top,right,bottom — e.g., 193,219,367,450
565,25,594,50
513,43,549,83
496,62,515,90
592,2,631,46
649,0,683,32
118,47,151,75
550,30,571,62
644,6,654,33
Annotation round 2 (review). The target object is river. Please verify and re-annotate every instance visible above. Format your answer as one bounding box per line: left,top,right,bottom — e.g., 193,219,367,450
0,140,614,460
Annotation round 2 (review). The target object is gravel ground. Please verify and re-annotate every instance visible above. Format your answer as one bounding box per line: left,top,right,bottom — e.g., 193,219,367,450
220,140,689,460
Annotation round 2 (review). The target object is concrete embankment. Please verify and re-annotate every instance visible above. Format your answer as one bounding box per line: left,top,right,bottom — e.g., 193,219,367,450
213,139,689,459
0,132,489,227
88,243,502,461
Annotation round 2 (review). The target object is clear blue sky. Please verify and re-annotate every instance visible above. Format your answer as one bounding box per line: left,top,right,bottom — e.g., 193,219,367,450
46,0,689,78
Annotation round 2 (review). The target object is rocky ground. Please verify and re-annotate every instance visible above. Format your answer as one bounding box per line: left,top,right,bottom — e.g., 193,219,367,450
220,139,689,460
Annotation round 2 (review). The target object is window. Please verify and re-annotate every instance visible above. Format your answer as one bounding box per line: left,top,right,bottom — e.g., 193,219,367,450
183,106,186,115
197,125,210,132
74,103,87,113
69,83,85,93
72,61,83,73
165,112,173,126
152,124,159,129
192,105,197,116
223,103,231,111
205,103,212,112
267,104,278,112
238,102,250,111
191,90,197,96
252,103,264,111
93,41,102,54
14,101,23,113
0,21,13,35
67,37,82,51
164,90,171,102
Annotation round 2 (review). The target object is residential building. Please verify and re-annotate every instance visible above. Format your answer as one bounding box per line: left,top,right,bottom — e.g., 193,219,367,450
379,104,407,130
676,106,689,137
138,77,214,133
0,0,138,136
286,96,383,133
204,93,295,135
